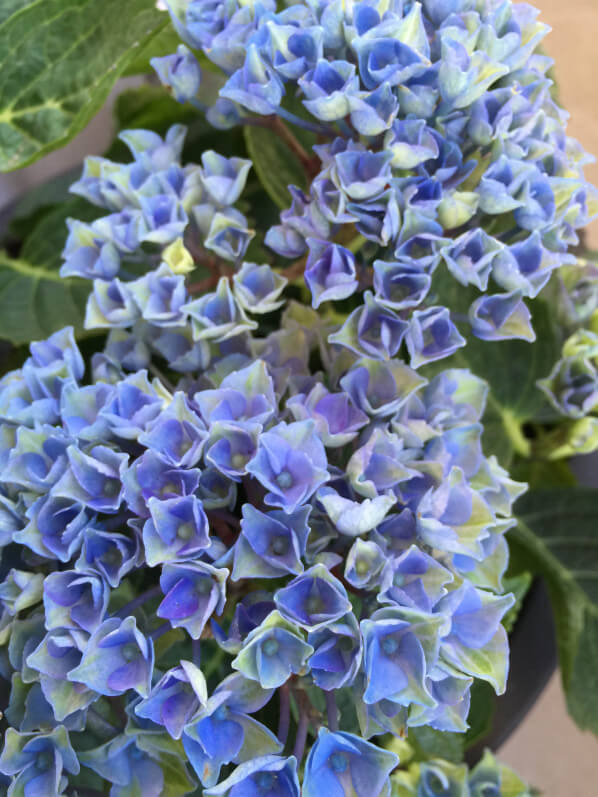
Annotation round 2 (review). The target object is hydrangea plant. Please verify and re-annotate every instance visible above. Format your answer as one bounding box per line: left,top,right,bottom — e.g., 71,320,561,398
0,0,597,794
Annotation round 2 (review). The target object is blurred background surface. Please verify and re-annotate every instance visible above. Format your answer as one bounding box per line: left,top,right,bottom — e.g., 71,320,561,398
0,2,598,794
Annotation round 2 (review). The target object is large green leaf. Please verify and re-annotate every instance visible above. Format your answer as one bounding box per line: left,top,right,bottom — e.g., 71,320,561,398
113,85,198,136
408,726,465,764
0,198,97,344
122,25,182,77
0,0,167,171
464,681,496,749
243,100,317,209
244,122,309,209
0,0,34,26
453,300,560,422
436,296,560,466
513,488,598,734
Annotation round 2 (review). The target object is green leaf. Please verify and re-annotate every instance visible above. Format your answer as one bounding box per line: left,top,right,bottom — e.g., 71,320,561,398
453,300,560,421
513,488,598,734
510,458,577,489
159,753,197,797
0,0,168,171
407,726,465,764
436,297,560,466
7,169,80,231
19,198,99,272
0,0,35,27
244,123,308,209
243,101,316,210
0,197,97,344
464,680,496,749
113,85,198,136
122,25,182,76
502,571,532,633
109,82,241,166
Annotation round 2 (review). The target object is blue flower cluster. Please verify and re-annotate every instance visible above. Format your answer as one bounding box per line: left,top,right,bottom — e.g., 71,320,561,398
0,203,523,793
155,0,598,364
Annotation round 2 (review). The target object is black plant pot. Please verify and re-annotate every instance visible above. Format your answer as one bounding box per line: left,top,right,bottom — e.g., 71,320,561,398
465,578,557,763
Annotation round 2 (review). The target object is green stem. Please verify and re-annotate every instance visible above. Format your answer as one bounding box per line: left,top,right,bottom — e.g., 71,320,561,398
346,234,367,254
502,409,531,458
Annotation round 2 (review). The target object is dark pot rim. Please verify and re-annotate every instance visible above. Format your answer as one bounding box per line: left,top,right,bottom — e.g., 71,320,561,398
465,577,557,763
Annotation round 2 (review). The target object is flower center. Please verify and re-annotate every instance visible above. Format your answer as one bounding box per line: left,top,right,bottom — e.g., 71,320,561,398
102,548,121,566
262,638,279,656
355,558,370,576
381,635,399,655
271,536,289,556
255,772,276,790
36,751,53,771
330,752,349,773
122,642,139,662
393,572,406,587
231,453,246,470
179,437,192,453
306,595,324,615
178,522,195,540
196,577,212,595
275,470,293,489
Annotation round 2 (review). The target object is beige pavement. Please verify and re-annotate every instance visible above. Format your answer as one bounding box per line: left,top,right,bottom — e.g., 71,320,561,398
538,0,598,247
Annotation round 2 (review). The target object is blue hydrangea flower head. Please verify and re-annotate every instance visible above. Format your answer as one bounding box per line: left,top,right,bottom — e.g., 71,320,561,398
158,560,228,638
135,660,207,738
0,726,80,797
330,291,409,361
232,610,313,688
67,615,154,698
344,539,385,590
233,261,288,314
405,307,466,368
75,528,141,588
26,628,98,721
304,239,359,308
340,358,428,417
360,605,444,706
205,755,300,797
287,384,368,447
246,420,329,512
221,44,284,115
308,612,362,690
142,493,210,566
0,570,44,616
43,569,109,633
122,449,201,517
233,504,310,580
275,563,351,630
195,358,276,427
151,44,202,103
184,277,257,341
78,735,167,797
303,728,398,797
200,151,252,205
137,390,207,467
